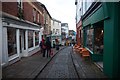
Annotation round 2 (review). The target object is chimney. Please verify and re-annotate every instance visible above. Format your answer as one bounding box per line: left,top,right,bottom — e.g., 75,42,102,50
75,0,78,5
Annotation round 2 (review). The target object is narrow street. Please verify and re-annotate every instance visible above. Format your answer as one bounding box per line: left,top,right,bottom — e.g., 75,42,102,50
34,47,106,79
2,46,107,79
35,47,78,79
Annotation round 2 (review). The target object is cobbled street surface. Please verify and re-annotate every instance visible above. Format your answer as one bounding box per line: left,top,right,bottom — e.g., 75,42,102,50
37,47,78,78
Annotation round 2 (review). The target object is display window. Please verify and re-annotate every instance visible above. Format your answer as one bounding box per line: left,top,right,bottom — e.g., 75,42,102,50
35,31,39,46
94,27,104,54
7,27,17,56
86,28,94,51
28,30,33,48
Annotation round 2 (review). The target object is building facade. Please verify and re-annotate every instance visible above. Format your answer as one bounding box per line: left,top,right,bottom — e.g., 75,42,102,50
0,2,2,79
2,1,44,67
75,0,120,78
61,23,69,45
51,18,61,46
41,4,52,38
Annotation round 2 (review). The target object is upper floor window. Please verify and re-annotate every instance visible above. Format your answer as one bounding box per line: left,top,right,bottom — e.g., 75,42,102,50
33,8,36,22
37,12,40,23
53,21,54,25
53,29,55,34
56,29,59,35
17,0,22,9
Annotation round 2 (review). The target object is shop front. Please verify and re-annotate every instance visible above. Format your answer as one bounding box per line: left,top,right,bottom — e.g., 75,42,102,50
83,21,104,62
2,16,41,67
82,2,104,70
82,2,120,78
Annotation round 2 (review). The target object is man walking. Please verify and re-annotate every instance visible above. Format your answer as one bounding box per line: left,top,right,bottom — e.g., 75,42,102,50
46,37,51,58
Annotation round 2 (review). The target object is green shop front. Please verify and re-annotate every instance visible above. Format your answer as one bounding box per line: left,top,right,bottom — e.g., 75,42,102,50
82,2,120,78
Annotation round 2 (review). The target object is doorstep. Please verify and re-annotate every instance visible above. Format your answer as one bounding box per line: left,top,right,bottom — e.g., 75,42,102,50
94,62,103,72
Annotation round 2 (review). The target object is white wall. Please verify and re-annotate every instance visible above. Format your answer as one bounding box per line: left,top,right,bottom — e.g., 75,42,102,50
51,19,61,36
2,27,8,66
0,14,2,80
61,26,69,38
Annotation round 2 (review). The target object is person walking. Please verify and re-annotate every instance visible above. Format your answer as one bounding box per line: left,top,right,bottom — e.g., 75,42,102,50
55,39,59,50
46,37,51,58
40,38,46,57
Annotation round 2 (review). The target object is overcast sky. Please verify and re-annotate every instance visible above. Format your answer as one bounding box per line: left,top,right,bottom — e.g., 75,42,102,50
37,0,76,31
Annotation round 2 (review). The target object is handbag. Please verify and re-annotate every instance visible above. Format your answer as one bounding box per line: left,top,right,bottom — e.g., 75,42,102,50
50,49,53,55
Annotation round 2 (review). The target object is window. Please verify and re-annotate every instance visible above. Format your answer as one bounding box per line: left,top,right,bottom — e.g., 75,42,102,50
33,8,36,22
53,29,55,34
35,31,39,46
7,28,17,56
81,30,83,46
86,28,94,51
28,30,33,48
37,12,40,23
94,27,104,54
17,0,22,9
53,21,54,25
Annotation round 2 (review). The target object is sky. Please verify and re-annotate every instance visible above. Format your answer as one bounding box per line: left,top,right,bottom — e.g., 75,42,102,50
37,0,76,31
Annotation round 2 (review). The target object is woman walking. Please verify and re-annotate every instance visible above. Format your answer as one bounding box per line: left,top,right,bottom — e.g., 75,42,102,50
40,38,46,57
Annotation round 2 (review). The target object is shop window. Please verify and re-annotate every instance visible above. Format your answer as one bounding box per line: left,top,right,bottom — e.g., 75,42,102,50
35,31,39,46
81,30,83,46
86,28,94,51
7,28,17,56
94,27,104,54
28,30,33,48
37,12,40,23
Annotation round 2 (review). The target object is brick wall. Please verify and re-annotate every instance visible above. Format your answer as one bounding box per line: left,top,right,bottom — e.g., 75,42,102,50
23,2,33,22
2,2,18,17
2,1,44,26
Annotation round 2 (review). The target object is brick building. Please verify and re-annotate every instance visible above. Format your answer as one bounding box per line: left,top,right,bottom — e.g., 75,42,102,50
2,0,45,67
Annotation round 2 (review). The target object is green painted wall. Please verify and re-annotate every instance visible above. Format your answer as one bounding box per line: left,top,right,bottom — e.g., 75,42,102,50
103,2,120,78
91,54,103,62
83,4,104,62
83,6,104,27
82,2,120,78
118,2,120,77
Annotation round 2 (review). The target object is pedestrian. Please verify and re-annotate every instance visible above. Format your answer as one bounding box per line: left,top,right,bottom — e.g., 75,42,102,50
39,41,42,53
46,37,51,58
55,39,59,50
53,41,55,48
40,38,46,57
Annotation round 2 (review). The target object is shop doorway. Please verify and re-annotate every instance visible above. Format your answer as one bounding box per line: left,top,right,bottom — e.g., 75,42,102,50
93,21,104,69
19,30,25,57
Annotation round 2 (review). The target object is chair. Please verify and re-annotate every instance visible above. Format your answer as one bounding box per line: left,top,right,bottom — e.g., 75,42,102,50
82,49,90,58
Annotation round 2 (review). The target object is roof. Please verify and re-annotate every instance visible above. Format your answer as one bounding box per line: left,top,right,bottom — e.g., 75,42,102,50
61,23,68,26
52,18,61,23
40,3,52,19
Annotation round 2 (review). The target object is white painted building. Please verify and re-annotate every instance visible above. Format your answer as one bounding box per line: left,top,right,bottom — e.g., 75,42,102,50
0,10,2,79
61,23,69,45
51,18,61,46
1,13,42,67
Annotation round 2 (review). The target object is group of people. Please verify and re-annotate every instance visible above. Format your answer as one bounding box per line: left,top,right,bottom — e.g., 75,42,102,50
39,37,60,57
39,37,51,57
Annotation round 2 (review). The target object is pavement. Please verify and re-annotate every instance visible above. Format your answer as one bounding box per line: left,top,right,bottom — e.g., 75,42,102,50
71,47,107,78
2,46,107,79
2,46,66,79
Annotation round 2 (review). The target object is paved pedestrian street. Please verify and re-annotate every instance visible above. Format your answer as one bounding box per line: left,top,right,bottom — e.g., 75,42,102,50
2,46,107,79
36,47,78,78
35,47,107,79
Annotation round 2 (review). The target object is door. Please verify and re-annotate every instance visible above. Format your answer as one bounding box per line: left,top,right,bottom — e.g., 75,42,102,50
19,30,25,57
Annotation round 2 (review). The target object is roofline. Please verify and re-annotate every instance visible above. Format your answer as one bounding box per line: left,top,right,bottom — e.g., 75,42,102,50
52,18,61,23
40,4,52,19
